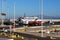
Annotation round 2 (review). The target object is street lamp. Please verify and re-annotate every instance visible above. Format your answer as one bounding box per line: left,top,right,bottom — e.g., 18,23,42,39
12,0,16,31
1,13,6,26
1,0,6,26
41,0,44,37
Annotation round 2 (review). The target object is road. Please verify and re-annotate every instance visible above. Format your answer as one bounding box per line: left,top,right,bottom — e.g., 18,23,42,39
0,35,13,40
0,25,60,40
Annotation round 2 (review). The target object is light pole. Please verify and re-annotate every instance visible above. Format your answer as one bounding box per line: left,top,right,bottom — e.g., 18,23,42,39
1,13,6,26
13,0,16,31
1,0,6,26
41,0,44,37
14,0,15,26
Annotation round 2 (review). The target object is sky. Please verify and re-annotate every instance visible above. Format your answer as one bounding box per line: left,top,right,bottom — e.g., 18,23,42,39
0,0,60,19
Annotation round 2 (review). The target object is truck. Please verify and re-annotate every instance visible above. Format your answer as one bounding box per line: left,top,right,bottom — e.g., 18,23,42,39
18,17,43,26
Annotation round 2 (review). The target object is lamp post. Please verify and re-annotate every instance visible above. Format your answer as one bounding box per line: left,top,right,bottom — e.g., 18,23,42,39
1,13,6,26
13,0,16,31
1,0,6,26
41,0,44,37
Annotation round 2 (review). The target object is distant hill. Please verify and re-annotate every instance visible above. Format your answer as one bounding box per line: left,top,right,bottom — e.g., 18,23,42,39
37,15,60,19
43,16,60,19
